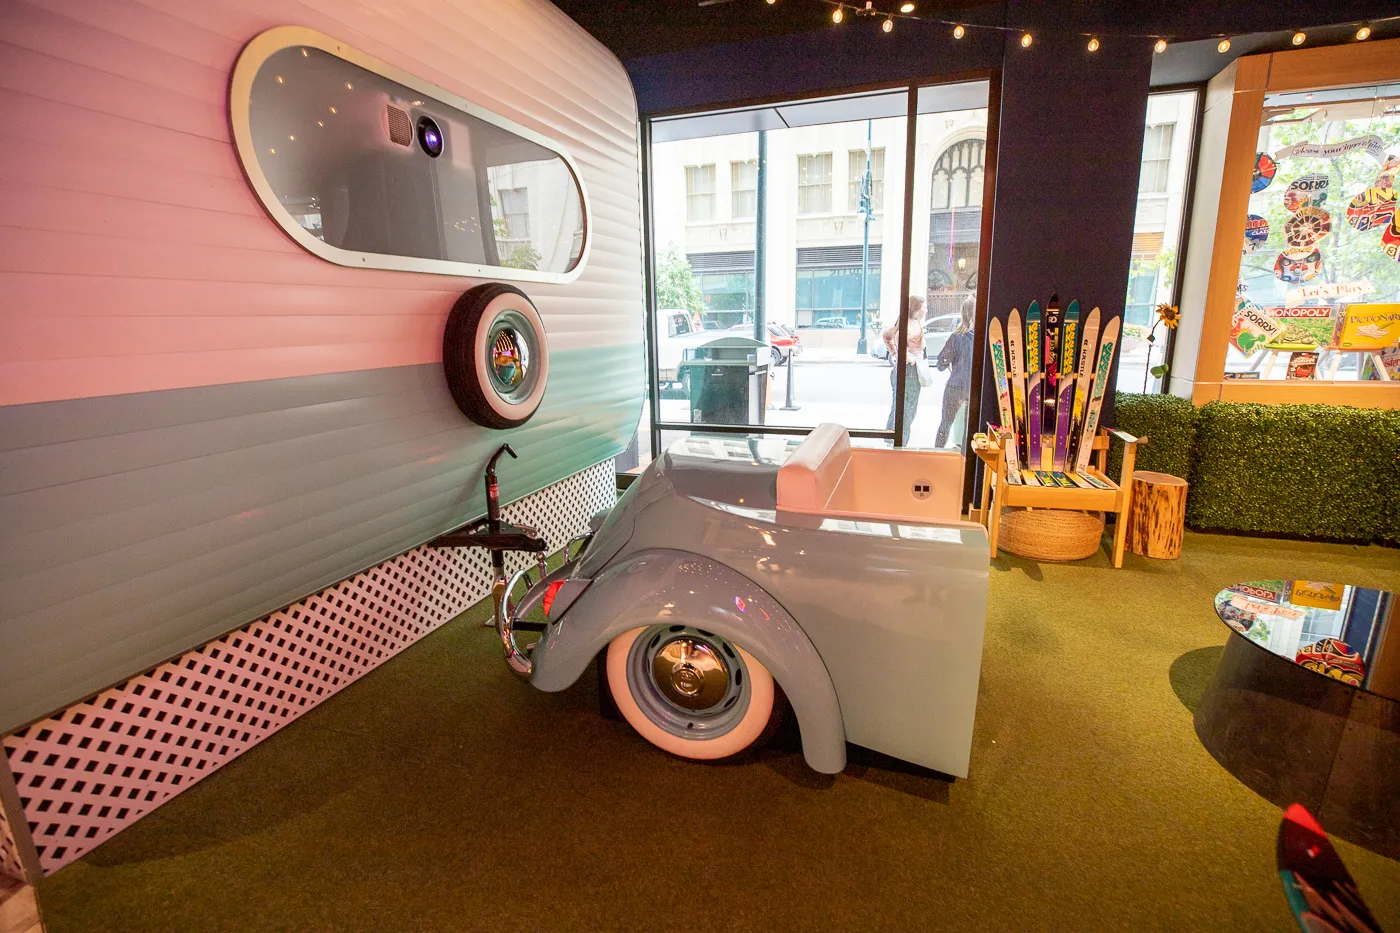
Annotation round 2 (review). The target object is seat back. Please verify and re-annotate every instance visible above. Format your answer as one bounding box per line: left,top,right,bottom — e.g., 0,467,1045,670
777,423,852,513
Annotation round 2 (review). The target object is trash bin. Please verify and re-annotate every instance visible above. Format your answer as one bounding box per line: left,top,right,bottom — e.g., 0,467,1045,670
678,336,770,425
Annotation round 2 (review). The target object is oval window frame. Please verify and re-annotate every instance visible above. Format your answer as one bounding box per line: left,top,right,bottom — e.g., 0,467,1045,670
229,25,591,283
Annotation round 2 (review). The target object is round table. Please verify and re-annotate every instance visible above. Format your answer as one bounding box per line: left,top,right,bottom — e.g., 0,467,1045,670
1195,580,1399,858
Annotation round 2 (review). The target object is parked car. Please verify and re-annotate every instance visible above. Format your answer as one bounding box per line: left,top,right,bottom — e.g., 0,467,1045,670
728,321,803,365
868,311,960,363
498,424,990,776
810,316,850,328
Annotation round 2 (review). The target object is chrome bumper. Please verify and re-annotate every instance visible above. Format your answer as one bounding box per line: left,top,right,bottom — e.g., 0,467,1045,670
498,567,536,677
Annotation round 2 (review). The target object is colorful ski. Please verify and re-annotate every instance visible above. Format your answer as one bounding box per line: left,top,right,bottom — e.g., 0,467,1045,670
1069,307,1101,466
1052,300,1079,470
1073,316,1121,474
1020,470,1042,486
1024,301,1042,472
1071,471,1111,490
1006,307,1027,466
1277,804,1383,933
986,318,1022,484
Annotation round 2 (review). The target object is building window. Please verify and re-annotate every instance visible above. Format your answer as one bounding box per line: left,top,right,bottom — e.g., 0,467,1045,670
797,153,832,215
847,148,884,213
1118,90,1197,393
731,160,756,219
1139,124,1175,194
498,187,529,239
930,138,985,211
686,164,716,222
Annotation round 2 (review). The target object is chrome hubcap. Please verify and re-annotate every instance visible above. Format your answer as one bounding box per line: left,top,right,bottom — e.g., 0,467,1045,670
652,638,730,711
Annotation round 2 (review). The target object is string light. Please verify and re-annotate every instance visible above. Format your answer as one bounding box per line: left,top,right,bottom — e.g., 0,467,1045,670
757,3,1397,51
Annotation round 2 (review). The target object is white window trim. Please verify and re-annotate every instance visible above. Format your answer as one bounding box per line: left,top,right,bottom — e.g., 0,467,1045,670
229,25,591,284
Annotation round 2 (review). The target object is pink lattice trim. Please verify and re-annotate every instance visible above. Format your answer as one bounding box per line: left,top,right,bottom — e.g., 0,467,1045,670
1,462,615,875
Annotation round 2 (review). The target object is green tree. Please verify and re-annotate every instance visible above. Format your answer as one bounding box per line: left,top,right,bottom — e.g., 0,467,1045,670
656,242,705,312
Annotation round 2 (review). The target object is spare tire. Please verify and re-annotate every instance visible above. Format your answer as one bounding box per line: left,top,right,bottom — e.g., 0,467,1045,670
443,283,549,429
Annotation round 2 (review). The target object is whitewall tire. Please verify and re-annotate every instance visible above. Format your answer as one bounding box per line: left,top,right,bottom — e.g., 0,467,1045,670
605,625,782,761
443,282,549,429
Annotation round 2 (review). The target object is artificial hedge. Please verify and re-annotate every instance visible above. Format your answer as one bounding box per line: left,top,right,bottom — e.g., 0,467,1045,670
1108,392,1198,483
1187,402,1400,542
1105,395,1400,543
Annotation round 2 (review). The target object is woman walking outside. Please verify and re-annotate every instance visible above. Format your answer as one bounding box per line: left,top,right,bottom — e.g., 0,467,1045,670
933,298,975,448
882,295,926,446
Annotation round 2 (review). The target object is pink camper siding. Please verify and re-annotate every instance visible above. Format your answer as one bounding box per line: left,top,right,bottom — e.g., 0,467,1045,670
0,0,643,743
0,0,641,406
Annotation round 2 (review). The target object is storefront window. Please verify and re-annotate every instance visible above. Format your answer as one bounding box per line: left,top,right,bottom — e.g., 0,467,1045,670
1228,83,1400,382
1117,90,1199,393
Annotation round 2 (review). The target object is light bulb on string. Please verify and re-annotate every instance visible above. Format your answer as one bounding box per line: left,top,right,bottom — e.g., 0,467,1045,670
1217,37,1231,52
832,6,843,23
1087,36,1100,52
883,16,894,33
1153,38,1167,53
1292,30,1306,45
1356,25,1371,40
900,2,914,12
953,24,965,39
1020,32,1032,48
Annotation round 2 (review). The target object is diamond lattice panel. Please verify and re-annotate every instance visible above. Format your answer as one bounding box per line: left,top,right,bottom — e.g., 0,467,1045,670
1,461,616,875
0,797,24,882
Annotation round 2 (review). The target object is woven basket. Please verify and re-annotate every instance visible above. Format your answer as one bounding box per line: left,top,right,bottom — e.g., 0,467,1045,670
999,507,1105,562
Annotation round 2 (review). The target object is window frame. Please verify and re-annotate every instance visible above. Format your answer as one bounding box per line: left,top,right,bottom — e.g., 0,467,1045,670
847,147,885,213
229,25,590,283
796,152,834,215
685,163,717,222
1130,86,1205,395
730,159,757,219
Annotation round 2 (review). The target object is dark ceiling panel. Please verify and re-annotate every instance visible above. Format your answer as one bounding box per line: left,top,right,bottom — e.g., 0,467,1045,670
550,0,1400,62
547,0,997,59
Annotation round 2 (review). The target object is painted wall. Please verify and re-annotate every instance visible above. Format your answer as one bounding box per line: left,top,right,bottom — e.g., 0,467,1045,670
0,0,644,733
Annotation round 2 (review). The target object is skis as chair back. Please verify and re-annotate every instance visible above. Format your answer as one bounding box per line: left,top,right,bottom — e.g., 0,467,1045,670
987,316,1022,484
1073,316,1121,475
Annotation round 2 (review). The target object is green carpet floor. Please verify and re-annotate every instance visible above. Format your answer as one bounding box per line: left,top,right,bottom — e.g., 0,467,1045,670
35,532,1400,932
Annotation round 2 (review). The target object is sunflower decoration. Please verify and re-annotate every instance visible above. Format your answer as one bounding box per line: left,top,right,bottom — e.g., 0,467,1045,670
1154,302,1181,330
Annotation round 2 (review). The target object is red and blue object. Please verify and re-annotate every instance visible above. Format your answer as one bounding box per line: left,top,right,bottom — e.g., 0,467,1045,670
1277,804,1384,933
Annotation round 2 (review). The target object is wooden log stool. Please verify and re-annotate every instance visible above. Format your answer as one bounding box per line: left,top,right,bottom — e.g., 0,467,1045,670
1126,471,1188,559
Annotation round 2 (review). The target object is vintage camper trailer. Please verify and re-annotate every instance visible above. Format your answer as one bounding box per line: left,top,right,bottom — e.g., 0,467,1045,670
0,0,642,877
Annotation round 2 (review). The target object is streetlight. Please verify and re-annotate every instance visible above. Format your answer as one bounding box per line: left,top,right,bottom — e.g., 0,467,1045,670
856,119,873,355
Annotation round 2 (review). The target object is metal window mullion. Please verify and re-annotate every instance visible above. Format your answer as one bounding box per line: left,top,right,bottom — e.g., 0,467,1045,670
892,85,918,447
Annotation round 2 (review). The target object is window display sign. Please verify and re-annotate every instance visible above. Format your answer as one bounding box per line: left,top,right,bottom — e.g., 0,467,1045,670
1333,302,1400,350
1229,83,1400,381
1231,297,1284,354
1290,580,1344,611
1264,306,1335,350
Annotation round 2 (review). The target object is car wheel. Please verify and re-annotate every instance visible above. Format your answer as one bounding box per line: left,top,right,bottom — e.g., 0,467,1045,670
771,346,782,367
605,625,784,761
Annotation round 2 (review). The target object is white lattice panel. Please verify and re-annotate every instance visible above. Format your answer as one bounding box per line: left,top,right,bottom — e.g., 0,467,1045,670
0,462,616,876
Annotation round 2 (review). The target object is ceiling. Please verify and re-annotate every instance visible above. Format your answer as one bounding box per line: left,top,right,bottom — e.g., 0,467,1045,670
547,0,996,60
550,0,1400,62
